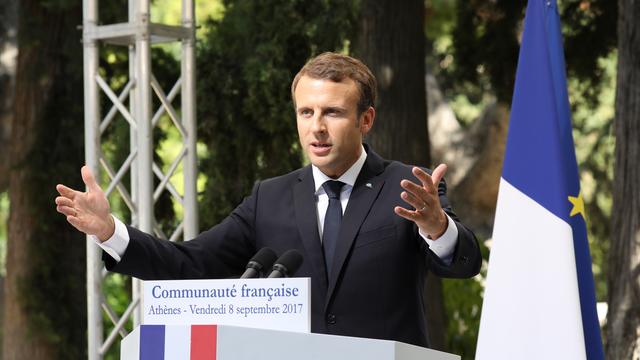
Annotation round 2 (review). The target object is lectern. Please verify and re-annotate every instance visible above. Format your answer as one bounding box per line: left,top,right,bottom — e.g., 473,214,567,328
121,324,460,359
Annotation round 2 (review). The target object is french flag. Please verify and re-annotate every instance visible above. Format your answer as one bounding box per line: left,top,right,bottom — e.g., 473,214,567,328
125,325,218,360
475,0,604,359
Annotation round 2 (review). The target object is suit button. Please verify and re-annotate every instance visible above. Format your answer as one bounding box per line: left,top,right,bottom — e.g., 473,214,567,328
326,314,336,325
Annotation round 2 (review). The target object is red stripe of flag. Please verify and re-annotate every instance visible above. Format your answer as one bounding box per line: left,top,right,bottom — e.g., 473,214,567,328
190,325,217,360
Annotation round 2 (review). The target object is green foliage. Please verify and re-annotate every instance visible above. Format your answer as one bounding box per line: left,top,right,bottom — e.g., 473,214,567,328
427,0,524,124
152,0,225,26
151,0,225,60
430,0,616,124
196,0,357,228
561,0,617,105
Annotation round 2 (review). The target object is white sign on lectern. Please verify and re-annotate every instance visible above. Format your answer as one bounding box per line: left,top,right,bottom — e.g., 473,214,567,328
142,277,311,333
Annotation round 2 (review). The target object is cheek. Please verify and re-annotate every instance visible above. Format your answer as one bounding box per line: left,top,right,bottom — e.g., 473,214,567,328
296,120,306,135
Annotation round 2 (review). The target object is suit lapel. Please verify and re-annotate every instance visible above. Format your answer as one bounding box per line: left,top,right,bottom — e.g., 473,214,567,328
293,166,329,291
325,148,386,307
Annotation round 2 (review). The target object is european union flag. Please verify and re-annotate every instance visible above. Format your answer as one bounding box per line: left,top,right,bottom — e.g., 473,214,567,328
476,0,604,358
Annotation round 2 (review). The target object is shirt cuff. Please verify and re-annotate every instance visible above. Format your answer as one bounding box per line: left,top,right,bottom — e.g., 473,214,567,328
90,215,130,262
419,214,458,265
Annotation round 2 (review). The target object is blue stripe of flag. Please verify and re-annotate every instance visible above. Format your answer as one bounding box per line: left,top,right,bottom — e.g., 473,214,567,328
140,325,165,360
502,1,576,222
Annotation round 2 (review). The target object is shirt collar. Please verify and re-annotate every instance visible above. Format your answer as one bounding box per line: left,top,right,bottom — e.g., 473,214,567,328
312,145,368,193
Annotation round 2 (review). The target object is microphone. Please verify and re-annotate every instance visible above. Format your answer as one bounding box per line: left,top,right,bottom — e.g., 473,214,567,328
267,249,304,278
240,247,278,279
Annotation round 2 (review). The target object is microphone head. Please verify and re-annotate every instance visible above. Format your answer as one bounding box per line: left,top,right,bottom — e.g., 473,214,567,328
273,249,304,277
248,247,278,272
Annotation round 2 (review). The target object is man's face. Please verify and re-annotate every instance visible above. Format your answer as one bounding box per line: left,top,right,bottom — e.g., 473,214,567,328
295,75,374,178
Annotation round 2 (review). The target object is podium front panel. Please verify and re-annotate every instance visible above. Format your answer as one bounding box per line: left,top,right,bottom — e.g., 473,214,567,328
122,324,460,360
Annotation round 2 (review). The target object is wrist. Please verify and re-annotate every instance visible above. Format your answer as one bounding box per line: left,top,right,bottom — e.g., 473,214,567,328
97,215,115,242
427,211,448,240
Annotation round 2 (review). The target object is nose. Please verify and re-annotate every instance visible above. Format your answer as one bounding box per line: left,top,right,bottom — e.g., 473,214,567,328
310,113,326,134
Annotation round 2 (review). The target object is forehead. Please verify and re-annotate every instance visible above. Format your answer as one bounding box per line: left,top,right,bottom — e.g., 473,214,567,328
294,76,359,108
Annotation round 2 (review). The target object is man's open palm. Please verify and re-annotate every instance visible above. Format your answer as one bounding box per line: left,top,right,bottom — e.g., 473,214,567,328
55,166,114,241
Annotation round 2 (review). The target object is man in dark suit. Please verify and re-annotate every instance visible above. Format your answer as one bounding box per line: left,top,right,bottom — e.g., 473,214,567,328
55,52,481,347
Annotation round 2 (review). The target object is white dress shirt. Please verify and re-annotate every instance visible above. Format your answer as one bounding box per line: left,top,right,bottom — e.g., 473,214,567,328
311,146,458,264
95,145,458,264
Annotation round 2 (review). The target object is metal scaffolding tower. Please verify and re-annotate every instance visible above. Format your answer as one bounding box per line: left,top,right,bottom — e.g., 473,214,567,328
82,0,198,358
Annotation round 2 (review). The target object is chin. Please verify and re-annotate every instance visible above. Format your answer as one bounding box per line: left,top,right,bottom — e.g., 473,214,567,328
308,153,329,163
310,159,334,172
309,159,328,169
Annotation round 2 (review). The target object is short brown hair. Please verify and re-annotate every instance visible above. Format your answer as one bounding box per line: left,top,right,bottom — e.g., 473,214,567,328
291,52,377,116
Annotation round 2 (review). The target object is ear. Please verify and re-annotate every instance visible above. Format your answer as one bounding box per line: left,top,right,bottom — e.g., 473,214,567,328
359,106,375,135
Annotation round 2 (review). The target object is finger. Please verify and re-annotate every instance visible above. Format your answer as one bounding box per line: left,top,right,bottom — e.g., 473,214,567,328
56,184,79,199
412,167,434,189
401,191,426,211
401,179,430,199
394,206,419,222
81,166,101,193
57,205,77,217
66,215,83,230
55,196,74,207
431,164,448,186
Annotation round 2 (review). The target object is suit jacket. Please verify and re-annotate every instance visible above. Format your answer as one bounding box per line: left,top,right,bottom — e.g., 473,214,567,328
105,146,481,347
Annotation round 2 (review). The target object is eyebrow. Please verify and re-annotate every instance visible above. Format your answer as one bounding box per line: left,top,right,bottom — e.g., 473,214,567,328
323,106,347,113
296,105,347,113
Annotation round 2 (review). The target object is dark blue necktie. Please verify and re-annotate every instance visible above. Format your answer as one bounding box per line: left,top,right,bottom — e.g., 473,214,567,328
322,180,345,277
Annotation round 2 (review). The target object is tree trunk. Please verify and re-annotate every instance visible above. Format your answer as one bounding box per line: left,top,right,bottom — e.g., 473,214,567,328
5,36,56,360
4,0,86,358
0,1,18,352
0,0,17,192
354,0,448,350
355,0,430,162
605,0,640,358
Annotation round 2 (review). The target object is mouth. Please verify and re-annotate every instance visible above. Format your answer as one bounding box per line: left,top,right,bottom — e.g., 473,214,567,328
310,142,332,155
311,142,332,149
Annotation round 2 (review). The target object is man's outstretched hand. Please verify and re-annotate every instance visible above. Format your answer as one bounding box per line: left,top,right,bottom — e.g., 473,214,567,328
394,164,449,239
55,166,115,242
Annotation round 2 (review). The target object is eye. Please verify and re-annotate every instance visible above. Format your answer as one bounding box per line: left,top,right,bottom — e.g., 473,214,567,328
299,108,313,117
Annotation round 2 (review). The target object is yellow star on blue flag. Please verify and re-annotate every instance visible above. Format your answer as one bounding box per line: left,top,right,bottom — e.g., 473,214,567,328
568,192,585,218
